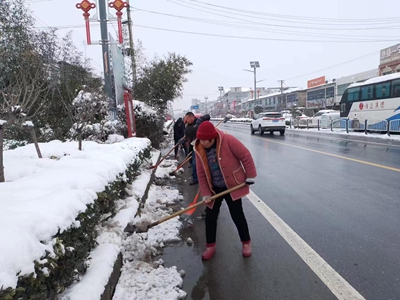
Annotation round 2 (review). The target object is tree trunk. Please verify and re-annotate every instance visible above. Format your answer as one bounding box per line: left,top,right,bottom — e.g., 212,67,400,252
0,126,5,183
78,130,83,151
30,127,43,158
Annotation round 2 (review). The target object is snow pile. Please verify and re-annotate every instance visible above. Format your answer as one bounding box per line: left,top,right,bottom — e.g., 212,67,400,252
155,156,185,179
113,180,186,300
0,137,150,289
106,134,125,144
62,157,186,300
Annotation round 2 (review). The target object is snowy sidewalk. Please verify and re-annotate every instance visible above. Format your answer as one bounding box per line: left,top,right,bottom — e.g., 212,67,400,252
62,146,189,300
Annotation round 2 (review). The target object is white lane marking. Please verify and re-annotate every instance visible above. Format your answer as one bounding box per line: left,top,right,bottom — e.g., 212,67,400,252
247,190,365,300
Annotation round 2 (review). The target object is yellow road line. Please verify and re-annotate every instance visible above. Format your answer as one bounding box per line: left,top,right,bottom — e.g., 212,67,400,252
253,136,400,173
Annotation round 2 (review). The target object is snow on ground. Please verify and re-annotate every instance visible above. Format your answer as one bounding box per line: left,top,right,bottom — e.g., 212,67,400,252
113,178,186,300
0,137,150,290
111,157,186,300
61,155,187,300
303,128,400,141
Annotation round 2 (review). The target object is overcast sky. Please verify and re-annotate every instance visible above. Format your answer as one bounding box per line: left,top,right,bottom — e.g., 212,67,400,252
29,0,400,111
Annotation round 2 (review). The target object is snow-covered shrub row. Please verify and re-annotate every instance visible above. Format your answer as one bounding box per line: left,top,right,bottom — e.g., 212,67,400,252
0,148,152,300
116,101,166,149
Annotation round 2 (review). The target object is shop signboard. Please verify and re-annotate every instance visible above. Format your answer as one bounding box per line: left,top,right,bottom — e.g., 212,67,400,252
380,43,400,65
307,76,326,89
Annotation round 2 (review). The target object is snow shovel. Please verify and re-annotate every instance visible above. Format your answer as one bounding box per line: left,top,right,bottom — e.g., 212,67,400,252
148,143,180,170
133,182,246,233
215,118,225,127
169,151,193,176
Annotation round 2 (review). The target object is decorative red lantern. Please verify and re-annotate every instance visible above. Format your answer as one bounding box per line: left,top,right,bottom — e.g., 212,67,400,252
76,0,96,45
109,0,128,44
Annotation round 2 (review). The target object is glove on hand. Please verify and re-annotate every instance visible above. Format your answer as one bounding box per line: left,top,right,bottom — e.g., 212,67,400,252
246,178,255,185
177,138,185,145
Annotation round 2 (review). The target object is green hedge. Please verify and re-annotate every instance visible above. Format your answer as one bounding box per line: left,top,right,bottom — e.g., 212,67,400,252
0,147,152,300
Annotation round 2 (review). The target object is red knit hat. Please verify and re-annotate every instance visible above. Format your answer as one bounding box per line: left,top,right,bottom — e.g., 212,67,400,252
196,121,218,140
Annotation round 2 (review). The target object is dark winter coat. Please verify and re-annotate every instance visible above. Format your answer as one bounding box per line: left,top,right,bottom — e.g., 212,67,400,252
173,118,185,140
185,114,211,143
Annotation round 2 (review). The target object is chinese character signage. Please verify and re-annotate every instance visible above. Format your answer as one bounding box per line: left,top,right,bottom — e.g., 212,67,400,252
380,43,400,65
307,76,326,89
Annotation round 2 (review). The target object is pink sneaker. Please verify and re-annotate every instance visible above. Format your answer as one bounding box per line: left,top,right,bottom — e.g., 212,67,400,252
242,241,251,257
202,243,216,260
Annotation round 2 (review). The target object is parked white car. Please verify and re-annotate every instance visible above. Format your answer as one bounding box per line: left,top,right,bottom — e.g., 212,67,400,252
250,112,286,136
320,112,341,129
307,109,337,128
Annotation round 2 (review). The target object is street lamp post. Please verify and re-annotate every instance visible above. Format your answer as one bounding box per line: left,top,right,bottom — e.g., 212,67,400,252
244,61,260,112
218,86,224,101
250,61,260,101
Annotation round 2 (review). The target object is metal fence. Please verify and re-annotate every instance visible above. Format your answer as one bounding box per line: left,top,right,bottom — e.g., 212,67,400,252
289,118,400,134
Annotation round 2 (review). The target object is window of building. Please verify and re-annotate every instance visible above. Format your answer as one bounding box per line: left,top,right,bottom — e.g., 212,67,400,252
326,86,335,98
347,87,360,101
375,82,391,99
337,83,351,96
382,66,393,75
287,93,297,103
392,80,400,97
360,85,374,100
307,88,325,101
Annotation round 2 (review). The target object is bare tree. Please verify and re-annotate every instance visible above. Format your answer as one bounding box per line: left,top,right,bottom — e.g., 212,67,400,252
69,88,109,150
0,0,58,182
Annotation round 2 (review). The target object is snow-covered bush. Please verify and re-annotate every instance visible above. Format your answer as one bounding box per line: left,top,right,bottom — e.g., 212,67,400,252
0,148,152,300
116,100,166,149
68,88,111,148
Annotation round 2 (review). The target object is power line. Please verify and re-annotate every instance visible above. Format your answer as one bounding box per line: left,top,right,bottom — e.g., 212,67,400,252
132,24,399,43
284,51,380,81
38,23,399,43
168,0,400,31
132,7,400,41
184,0,400,24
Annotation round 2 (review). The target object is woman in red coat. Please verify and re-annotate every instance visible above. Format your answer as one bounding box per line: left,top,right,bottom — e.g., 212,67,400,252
194,121,257,260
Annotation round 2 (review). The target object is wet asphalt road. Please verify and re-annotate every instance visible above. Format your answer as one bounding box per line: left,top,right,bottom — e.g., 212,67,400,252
161,123,400,300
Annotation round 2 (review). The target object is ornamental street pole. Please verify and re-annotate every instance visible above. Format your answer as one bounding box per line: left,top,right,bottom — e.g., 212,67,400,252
98,0,115,117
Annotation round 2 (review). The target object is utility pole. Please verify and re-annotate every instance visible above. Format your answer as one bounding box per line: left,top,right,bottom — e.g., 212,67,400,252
125,0,136,84
254,68,257,101
204,96,208,114
275,80,296,109
278,80,285,109
98,0,115,116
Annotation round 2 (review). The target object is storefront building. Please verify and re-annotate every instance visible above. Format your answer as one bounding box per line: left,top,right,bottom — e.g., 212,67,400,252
379,43,400,75
305,76,336,109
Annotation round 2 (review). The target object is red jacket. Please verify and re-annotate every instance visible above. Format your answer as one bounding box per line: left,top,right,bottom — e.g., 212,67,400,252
194,129,257,208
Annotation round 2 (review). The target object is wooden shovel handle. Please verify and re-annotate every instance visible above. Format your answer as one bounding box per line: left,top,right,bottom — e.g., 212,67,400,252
149,143,180,169
148,182,246,228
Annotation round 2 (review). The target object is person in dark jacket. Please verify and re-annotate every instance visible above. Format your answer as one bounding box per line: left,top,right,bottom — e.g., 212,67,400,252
173,117,187,159
180,112,210,185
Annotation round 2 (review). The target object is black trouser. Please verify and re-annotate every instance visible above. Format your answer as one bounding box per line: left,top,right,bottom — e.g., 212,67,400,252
205,186,250,244
188,144,194,165
174,138,187,157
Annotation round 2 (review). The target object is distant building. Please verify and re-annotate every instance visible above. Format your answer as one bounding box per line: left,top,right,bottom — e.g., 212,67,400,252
379,43,400,76
335,69,378,105
305,76,335,109
242,87,303,114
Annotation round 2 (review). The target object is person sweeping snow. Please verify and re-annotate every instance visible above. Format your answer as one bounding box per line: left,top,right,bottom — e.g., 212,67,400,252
194,121,257,260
